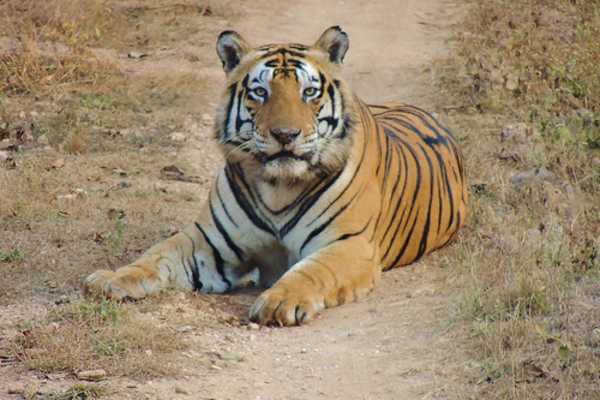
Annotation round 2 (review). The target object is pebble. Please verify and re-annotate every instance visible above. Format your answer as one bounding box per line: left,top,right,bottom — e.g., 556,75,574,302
128,51,148,59
247,322,260,331
176,325,194,333
76,369,107,381
7,384,25,394
511,167,556,186
175,386,189,395
169,132,187,142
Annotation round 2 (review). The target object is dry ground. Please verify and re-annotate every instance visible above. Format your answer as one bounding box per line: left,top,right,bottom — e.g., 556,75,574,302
1,0,598,399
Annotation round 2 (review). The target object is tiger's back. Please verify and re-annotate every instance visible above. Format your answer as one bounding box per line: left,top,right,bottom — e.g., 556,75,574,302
366,103,468,269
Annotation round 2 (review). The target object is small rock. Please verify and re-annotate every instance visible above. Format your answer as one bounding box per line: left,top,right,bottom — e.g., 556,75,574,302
76,369,106,381
247,322,260,331
300,348,307,354
128,51,148,59
176,325,194,333
511,167,556,186
57,194,78,201
500,123,529,142
175,386,189,395
7,384,25,394
0,150,9,162
592,157,600,169
169,132,187,142
202,113,212,122
505,73,519,91
210,364,222,370
51,158,65,169
73,188,87,197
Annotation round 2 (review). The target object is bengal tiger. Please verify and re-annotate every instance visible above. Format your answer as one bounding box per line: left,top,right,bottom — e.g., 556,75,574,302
84,26,468,326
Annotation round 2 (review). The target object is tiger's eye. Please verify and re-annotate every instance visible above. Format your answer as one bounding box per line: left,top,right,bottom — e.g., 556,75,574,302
253,87,267,97
303,87,317,97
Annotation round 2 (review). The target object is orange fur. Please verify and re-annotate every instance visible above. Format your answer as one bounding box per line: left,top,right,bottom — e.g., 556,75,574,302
85,27,467,326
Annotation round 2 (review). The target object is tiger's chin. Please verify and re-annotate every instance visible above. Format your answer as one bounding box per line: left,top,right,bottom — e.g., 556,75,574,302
262,158,315,183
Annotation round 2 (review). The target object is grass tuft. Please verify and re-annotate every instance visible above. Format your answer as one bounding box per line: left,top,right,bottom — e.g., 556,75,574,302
12,299,187,377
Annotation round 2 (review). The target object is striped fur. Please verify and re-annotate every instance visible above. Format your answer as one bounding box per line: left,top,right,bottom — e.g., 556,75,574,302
84,27,467,326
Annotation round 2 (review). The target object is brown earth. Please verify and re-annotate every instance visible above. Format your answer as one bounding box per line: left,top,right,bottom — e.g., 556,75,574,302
1,0,475,399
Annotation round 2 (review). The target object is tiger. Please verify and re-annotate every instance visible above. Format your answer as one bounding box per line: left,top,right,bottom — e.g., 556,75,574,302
84,26,468,326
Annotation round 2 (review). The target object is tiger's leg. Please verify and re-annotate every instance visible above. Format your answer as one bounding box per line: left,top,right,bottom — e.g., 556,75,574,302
84,221,254,300
249,238,381,326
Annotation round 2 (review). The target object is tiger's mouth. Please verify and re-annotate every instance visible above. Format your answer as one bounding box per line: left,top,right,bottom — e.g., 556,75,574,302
256,150,311,164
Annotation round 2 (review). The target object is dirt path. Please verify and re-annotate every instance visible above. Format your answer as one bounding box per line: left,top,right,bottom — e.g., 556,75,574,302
154,1,468,399
0,1,469,399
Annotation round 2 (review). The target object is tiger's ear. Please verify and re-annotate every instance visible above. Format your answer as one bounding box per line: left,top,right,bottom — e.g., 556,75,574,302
217,30,251,73
314,26,349,64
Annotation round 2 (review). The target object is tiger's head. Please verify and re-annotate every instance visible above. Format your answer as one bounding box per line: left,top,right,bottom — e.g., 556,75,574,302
214,26,356,182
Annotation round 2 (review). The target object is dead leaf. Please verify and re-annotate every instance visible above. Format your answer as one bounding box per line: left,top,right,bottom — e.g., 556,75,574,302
93,232,105,244
161,165,203,183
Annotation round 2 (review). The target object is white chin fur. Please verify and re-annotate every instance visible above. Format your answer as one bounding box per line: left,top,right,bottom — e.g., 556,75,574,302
262,159,312,181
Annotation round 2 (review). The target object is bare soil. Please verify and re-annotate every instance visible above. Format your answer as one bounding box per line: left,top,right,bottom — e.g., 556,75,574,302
1,1,475,399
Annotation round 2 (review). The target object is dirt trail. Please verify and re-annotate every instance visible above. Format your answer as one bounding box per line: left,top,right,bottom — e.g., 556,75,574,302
168,1,467,399
0,1,469,399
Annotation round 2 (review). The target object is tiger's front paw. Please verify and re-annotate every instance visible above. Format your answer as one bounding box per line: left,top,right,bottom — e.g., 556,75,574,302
83,268,157,300
249,286,325,326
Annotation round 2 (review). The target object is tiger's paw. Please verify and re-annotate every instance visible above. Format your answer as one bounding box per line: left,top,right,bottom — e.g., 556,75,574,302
83,268,157,300
249,286,325,326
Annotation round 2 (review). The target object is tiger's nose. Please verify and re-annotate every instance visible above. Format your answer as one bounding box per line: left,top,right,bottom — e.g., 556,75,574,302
270,127,301,145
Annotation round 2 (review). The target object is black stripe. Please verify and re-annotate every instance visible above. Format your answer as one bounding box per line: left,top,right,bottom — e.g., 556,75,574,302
222,84,237,139
380,128,417,247
415,143,435,260
182,232,203,291
307,113,369,226
280,167,345,237
215,176,239,228
209,200,244,262
224,165,276,236
194,222,231,289
254,179,321,216
325,217,372,247
300,191,360,254
260,48,307,59
389,209,421,267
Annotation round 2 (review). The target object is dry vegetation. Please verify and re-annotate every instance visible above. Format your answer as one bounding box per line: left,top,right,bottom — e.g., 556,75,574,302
13,299,186,377
1,0,599,398
0,0,234,392
434,0,600,398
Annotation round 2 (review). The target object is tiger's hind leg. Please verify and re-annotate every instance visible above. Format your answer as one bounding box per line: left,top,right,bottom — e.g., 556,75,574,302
84,223,254,300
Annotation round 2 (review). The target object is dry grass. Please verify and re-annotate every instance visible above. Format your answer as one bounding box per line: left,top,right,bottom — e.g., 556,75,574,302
434,0,600,398
12,299,186,377
0,0,229,383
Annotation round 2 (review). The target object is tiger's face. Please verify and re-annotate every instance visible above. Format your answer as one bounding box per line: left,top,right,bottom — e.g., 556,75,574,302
215,27,355,182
